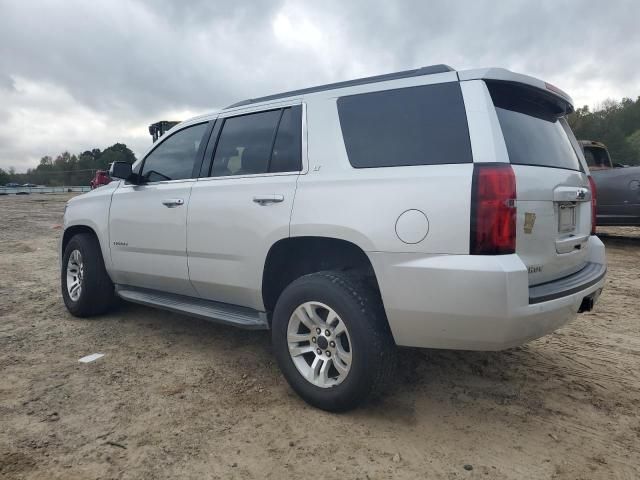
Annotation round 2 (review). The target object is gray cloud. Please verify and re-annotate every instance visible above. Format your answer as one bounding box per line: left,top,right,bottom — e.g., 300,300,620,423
0,0,638,171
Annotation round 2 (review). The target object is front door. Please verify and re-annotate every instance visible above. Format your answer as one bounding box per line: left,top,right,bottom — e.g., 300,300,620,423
109,122,210,296
187,105,303,310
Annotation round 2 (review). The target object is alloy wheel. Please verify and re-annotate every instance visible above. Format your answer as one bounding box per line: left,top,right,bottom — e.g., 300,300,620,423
66,249,84,301
287,301,352,388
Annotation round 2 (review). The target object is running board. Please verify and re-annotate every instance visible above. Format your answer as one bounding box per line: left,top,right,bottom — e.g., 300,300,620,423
115,285,269,330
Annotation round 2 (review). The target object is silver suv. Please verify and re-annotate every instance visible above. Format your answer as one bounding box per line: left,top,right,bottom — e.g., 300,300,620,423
61,65,606,411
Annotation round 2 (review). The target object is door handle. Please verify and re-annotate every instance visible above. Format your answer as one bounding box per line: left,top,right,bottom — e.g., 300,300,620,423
555,234,589,254
161,198,184,208
253,195,284,205
553,186,591,202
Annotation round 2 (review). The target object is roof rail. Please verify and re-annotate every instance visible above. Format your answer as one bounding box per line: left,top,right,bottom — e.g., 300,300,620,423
225,64,455,109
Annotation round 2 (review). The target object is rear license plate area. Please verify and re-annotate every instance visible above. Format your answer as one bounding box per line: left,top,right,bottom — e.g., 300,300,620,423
558,203,576,233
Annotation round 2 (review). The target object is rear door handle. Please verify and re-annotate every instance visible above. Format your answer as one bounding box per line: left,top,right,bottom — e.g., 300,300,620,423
161,198,184,208
253,195,284,205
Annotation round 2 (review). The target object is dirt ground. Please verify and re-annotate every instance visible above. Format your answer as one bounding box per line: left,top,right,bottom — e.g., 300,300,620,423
0,193,638,480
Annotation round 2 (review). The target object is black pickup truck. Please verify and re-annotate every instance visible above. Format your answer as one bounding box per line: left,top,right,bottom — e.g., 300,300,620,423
580,140,640,226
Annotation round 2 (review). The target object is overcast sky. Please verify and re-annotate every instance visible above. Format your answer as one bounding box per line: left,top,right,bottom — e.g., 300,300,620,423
1,0,639,171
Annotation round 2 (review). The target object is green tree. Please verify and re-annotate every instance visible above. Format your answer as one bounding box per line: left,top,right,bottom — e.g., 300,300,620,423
0,167,9,185
627,130,640,160
568,96,640,165
98,143,136,169
10,143,137,186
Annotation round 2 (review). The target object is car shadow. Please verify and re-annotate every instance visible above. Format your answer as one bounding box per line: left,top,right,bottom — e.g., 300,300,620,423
108,301,564,418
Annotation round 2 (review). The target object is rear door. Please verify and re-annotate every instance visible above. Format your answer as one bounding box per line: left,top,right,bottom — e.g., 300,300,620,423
487,81,592,285
187,105,303,310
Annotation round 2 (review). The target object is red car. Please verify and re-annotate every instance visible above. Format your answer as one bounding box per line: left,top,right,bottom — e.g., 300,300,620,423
90,170,111,189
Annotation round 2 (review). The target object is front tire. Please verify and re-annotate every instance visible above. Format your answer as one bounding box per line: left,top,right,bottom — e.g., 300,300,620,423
272,271,396,412
61,233,115,317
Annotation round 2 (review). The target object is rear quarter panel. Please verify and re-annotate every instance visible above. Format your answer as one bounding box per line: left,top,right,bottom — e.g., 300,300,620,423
290,95,473,255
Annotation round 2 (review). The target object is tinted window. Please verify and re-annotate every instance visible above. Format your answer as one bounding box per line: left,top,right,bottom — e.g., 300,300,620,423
270,106,302,172
141,123,207,182
337,82,472,168
488,82,581,171
212,110,281,177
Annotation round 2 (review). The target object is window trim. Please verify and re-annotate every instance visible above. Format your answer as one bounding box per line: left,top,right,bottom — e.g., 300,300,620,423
133,121,212,185
266,109,286,173
198,102,307,180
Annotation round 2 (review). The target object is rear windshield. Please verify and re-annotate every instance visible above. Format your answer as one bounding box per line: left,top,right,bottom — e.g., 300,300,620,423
337,82,472,168
583,146,611,169
487,81,582,171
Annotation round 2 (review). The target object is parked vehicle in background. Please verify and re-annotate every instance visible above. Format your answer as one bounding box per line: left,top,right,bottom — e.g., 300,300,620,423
61,65,606,411
89,170,111,189
5,182,20,188
580,140,640,226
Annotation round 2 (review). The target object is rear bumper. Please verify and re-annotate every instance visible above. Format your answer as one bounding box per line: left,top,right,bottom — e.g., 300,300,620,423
369,236,606,351
529,261,606,304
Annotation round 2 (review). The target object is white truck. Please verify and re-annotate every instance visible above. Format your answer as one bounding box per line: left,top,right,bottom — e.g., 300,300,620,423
61,65,606,411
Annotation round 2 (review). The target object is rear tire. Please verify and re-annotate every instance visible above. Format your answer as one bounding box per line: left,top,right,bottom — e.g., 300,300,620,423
61,233,115,317
272,271,396,412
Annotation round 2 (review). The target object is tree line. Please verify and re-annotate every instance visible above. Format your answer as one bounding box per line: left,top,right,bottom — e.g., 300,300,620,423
0,143,136,186
568,96,640,166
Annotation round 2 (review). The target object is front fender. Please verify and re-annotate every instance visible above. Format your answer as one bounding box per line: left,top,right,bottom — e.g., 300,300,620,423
62,182,118,273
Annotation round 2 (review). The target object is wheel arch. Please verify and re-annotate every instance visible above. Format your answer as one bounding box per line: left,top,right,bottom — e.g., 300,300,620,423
62,225,100,257
261,236,383,317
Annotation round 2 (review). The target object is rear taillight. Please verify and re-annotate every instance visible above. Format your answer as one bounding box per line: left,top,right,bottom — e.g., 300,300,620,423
470,164,517,255
588,175,597,235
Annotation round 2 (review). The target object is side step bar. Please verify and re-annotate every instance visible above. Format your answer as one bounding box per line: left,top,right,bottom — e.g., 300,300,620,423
115,285,269,330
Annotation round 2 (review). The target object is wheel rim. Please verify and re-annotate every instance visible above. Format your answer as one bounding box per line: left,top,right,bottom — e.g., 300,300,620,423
66,249,83,301
287,301,352,388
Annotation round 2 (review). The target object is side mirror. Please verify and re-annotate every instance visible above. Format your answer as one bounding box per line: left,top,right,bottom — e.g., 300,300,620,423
109,162,135,182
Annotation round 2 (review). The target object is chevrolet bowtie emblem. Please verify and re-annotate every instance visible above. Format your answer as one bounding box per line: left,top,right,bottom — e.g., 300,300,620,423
524,212,536,234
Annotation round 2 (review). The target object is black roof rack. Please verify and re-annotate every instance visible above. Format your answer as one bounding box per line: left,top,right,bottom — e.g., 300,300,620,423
225,64,455,109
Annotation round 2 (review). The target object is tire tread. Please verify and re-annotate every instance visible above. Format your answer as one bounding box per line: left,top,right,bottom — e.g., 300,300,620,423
272,269,397,411
315,271,397,399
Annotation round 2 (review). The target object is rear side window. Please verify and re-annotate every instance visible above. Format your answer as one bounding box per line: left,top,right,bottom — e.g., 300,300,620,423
337,82,472,168
488,81,581,171
140,123,208,182
211,106,302,177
